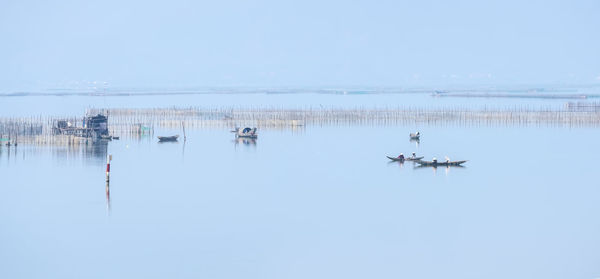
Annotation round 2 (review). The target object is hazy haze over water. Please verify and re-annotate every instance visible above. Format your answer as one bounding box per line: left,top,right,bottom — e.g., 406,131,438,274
1,0,599,91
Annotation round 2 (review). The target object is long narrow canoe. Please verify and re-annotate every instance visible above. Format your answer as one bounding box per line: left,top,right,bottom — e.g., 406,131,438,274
416,160,467,166
158,135,179,142
387,156,424,162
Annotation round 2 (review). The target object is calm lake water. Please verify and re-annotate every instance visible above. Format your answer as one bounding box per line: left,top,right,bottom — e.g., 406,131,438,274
1,121,599,278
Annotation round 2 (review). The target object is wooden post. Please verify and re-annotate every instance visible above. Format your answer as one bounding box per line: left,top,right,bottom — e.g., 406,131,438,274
182,121,186,141
106,154,112,182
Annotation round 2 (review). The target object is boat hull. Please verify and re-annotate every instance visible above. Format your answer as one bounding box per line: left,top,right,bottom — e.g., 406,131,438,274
158,135,179,142
387,156,424,162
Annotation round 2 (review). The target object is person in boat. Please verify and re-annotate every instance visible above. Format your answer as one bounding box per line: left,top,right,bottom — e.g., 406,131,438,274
397,153,405,160
411,152,416,159
432,157,437,164
416,132,420,136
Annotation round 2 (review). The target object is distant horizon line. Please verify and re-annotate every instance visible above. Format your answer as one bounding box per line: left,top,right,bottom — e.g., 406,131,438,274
2,84,600,98
2,81,600,95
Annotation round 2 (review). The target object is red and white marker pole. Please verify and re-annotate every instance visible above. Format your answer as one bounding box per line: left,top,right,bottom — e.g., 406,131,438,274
106,154,112,182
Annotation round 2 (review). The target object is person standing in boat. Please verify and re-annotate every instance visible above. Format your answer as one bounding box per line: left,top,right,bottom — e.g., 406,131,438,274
411,152,417,159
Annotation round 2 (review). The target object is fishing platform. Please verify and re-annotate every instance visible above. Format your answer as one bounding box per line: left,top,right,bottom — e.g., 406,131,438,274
53,114,109,139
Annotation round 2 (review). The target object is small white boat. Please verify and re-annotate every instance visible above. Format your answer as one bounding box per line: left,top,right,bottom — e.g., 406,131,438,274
409,132,420,139
232,127,258,139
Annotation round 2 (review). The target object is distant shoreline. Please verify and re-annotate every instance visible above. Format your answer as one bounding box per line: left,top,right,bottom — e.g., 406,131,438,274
1,88,598,100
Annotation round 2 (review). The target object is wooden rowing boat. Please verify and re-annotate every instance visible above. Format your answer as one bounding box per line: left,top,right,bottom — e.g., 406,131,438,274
232,127,258,139
416,160,467,166
158,135,179,142
387,156,424,162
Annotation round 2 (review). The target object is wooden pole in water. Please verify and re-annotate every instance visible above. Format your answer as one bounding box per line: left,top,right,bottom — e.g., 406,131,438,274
106,154,112,182
182,121,186,142
106,180,110,213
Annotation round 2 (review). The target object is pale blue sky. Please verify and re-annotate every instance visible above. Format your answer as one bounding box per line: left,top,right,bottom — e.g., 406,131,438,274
0,0,599,91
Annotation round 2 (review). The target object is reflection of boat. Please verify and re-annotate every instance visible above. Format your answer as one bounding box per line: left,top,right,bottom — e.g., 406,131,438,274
415,164,465,169
158,135,179,142
235,137,256,145
387,156,424,162
409,137,420,147
416,160,467,166
232,127,257,138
